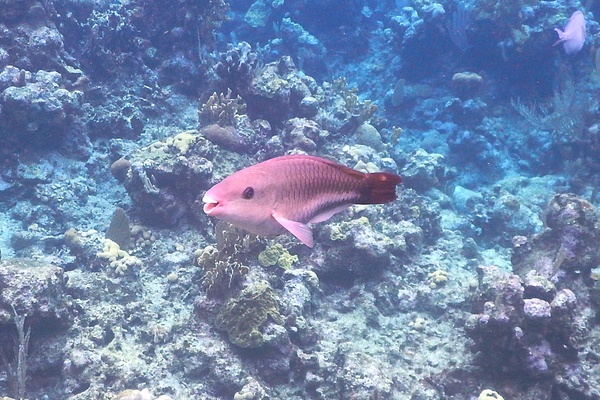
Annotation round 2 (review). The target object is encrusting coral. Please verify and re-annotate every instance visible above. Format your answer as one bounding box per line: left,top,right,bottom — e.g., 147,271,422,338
214,281,283,348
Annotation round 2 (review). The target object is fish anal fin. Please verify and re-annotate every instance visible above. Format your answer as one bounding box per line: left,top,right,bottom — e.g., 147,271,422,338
273,212,314,247
309,204,351,224
553,28,566,46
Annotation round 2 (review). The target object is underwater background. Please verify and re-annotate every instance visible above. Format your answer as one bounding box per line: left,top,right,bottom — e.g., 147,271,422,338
0,0,600,399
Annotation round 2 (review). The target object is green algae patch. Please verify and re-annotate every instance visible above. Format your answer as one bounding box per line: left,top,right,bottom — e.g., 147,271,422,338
329,216,371,241
214,281,283,348
257,243,298,269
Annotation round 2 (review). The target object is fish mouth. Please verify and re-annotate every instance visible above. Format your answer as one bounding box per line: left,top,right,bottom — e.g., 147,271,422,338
202,194,218,214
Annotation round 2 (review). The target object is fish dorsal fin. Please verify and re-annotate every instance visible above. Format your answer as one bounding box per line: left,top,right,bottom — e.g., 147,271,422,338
309,204,352,224
272,154,365,180
272,212,314,247
324,160,365,179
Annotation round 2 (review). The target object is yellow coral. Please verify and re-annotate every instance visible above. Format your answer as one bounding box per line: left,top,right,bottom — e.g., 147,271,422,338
64,227,82,248
329,216,370,241
353,160,379,173
408,317,427,330
329,226,348,241
427,269,449,289
303,270,320,289
170,130,197,155
97,238,128,262
278,250,298,270
97,239,142,275
258,244,298,269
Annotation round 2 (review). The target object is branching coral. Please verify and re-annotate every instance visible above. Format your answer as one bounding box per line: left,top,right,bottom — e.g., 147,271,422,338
97,239,142,275
195,245,248,296
214,41,259,95
198,89,247,128
331,77,377,122
195,222,261,296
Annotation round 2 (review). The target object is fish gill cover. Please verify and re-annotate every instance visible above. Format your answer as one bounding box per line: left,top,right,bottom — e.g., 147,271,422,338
0,0,599,399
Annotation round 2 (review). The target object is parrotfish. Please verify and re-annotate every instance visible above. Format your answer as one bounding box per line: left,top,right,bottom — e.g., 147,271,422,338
202,155,402,247
554,10,586,55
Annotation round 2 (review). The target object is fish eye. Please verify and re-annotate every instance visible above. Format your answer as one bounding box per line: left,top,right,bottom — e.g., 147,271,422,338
242,186,254,199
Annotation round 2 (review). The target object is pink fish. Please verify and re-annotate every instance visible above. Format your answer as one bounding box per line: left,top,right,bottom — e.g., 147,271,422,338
202,155,402,247
554,10,586,55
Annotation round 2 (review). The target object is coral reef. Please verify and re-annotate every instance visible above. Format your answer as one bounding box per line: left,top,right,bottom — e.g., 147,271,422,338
400,148,448,192
214,281,284,348
465,263,600,398
97,239,142,275
118,131,215,226
257,243,298,270
0,68,85,149
0,259,72,398
213,42,259,96
194,221,265,295
2,0,600,398
0,259,70,324
198,90,247,128
512,193,600,276
463,193,600,398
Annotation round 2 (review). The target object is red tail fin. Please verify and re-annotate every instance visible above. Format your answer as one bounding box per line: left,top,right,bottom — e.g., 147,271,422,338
357,172,402,204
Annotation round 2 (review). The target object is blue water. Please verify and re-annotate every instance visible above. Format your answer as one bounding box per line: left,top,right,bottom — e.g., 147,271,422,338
0,1,599,399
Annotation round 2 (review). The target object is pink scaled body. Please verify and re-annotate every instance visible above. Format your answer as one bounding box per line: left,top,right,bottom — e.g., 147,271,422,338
202,154,402,247
554,10,586,55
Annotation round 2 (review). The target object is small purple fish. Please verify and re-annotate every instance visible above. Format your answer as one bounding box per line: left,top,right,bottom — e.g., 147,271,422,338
554,10,586,55
203,155,402,247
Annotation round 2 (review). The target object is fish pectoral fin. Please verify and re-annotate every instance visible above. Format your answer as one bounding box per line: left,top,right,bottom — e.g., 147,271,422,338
272,212,314,248
309,204,351,224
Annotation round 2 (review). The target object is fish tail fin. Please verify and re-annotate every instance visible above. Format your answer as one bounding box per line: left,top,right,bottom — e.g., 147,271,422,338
358,172,402,204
